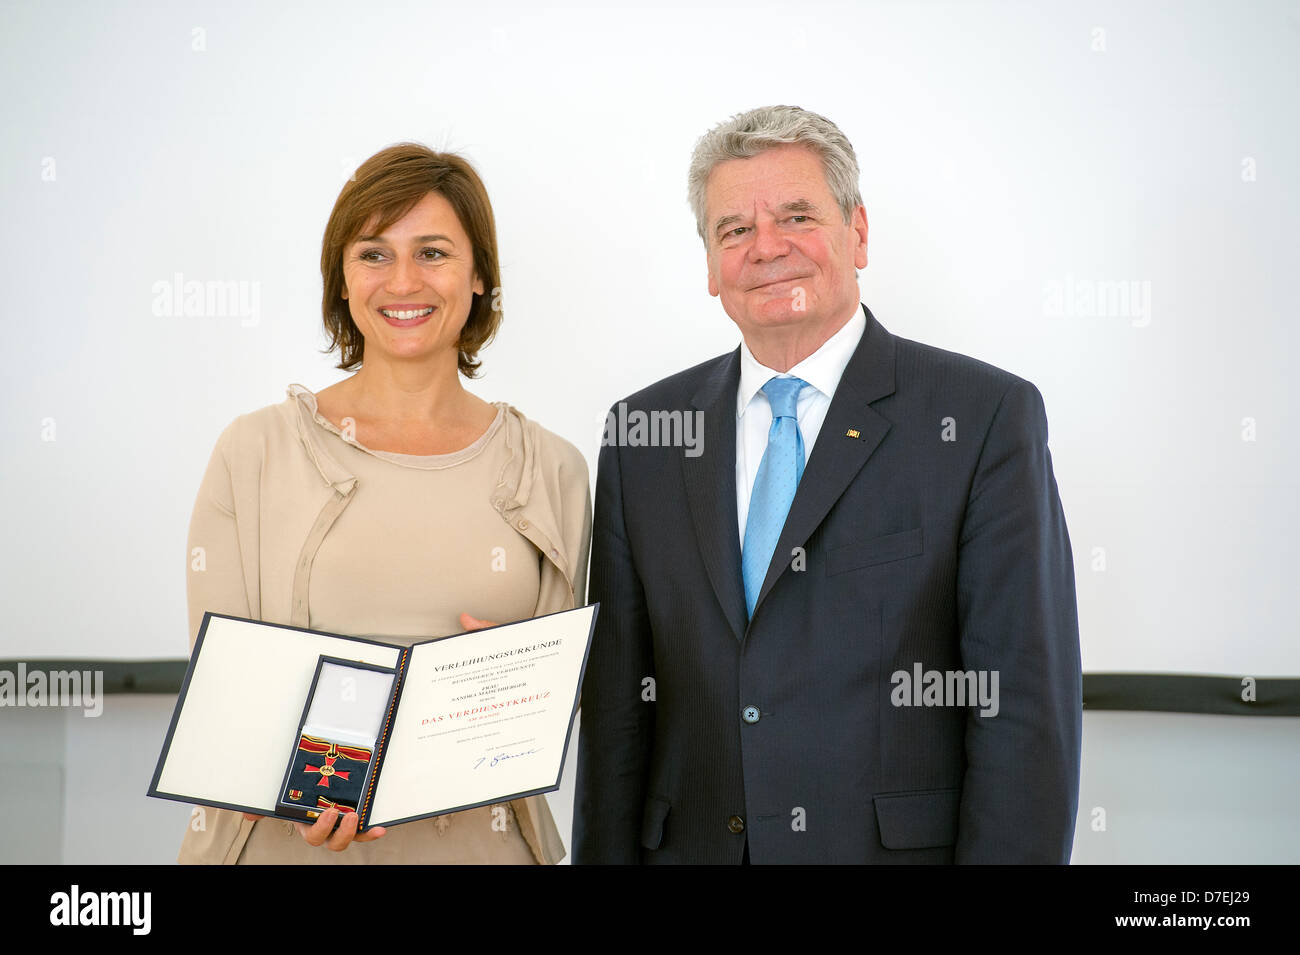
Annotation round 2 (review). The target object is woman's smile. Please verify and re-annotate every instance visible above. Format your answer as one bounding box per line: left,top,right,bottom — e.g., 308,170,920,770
379,304,436,326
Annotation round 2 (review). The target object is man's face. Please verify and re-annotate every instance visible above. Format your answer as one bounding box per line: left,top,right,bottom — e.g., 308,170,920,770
705,144,868,344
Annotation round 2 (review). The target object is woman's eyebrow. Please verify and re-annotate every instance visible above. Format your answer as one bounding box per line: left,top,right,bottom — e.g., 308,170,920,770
353,233,455,244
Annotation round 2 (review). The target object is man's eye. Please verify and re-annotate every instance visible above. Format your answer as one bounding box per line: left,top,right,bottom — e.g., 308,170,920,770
727,227,748,238
789,215,809,223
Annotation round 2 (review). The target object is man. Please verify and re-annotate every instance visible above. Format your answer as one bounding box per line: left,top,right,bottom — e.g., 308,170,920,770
574,106,1082,864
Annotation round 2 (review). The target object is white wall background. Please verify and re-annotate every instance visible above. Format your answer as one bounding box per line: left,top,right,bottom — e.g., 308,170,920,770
1,0,1297,864
3,0,1297,673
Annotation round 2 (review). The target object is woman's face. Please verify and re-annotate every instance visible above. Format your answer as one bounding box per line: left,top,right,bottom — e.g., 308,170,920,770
341,191,484,366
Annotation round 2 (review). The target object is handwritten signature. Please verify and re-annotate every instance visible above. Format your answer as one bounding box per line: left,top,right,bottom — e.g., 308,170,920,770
474,748,541,770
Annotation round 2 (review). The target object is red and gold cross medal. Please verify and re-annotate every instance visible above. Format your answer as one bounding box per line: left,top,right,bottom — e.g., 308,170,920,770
298,735,370,788
305,749,349,788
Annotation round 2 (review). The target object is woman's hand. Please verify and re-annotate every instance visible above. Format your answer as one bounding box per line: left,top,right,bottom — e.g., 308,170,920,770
292,808,386,850
460,613,498,631
241,809,387,850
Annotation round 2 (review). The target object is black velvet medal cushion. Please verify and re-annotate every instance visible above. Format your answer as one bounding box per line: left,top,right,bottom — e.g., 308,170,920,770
281,736,373,814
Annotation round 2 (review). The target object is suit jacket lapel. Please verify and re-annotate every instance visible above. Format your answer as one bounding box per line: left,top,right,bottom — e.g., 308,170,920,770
752,306,898,618
683,348,749,643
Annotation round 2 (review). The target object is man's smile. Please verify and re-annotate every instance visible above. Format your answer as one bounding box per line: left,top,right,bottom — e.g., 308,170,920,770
746,274,811,292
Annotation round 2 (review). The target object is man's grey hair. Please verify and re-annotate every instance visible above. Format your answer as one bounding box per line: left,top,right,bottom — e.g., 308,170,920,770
688,105,863,244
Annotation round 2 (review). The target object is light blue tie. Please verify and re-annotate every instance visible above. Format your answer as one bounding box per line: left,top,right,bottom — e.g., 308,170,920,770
742,376,809,619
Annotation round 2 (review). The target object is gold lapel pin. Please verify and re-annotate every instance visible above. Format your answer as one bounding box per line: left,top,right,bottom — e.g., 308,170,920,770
845,428,861,439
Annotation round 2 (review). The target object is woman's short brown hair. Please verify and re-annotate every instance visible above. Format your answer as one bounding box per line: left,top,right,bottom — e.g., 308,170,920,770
320,143,502,377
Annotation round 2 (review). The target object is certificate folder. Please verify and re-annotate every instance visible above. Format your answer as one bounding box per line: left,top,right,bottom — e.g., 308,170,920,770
148,604,599,831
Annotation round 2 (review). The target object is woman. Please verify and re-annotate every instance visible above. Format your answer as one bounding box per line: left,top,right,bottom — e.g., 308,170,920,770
177,143,591,864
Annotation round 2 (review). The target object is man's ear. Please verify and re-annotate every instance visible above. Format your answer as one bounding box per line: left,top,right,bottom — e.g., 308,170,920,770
706,247,720,298
852,206,869,270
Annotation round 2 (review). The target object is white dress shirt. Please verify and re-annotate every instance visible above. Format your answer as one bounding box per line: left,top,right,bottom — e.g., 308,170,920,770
736,307,867,547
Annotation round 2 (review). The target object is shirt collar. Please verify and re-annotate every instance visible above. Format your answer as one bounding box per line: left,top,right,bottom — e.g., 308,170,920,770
737,305,867,419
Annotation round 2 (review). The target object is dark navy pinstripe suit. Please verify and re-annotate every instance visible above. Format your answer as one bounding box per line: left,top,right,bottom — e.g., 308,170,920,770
575,305,1082,864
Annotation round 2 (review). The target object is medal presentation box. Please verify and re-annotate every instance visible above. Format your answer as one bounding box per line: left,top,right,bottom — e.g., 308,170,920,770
276,656,397,823
149,604,599,832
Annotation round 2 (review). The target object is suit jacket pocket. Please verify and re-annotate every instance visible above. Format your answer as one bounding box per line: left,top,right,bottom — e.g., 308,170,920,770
872,787,960,850
826,527,923,576
640,796,671,850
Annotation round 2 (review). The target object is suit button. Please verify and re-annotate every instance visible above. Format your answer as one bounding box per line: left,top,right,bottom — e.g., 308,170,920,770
517,519,529,530
741,705,760,724
727,815,745,834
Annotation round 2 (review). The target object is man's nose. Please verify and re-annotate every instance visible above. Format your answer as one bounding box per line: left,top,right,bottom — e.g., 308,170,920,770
749,217,790,261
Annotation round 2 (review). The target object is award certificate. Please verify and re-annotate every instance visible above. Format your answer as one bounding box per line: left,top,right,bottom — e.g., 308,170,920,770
148,604,599,830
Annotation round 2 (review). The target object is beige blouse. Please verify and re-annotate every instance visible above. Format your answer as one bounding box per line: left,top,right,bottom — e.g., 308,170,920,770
303,392,542,640
179,384,590,864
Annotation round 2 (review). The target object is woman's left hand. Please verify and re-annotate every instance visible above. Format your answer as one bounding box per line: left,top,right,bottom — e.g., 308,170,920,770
459,613,498,631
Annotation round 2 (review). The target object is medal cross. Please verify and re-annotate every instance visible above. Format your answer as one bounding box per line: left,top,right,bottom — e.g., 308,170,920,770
304,753,351,788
